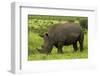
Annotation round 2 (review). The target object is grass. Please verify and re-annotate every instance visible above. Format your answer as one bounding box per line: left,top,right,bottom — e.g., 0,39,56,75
28,51,88,61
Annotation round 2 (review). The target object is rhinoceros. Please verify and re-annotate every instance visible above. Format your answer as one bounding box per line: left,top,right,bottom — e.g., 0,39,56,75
38,23,84,54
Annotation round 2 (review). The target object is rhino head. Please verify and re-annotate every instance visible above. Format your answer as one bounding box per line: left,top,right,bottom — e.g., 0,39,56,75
37,33,53,54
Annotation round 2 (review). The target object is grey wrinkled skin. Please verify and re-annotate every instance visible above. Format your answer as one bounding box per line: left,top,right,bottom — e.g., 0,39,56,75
38,23,84,54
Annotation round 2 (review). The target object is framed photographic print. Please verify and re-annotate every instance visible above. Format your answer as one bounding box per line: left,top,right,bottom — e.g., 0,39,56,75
11,2,97,74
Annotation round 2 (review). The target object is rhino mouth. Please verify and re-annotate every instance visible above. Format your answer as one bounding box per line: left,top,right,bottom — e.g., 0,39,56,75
36,47,43,53
36,46,50,54
36,46,46,54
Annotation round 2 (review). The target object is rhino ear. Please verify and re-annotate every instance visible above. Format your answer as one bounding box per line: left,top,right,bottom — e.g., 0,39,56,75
45,33,48,37
44,33,49,40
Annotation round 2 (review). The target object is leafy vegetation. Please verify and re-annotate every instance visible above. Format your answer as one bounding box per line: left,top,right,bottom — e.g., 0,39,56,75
28,15,88,60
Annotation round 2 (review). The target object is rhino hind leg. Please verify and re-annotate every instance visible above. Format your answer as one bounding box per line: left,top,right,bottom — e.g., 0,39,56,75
79,40,83,52
79,32,84,52
73,42,78,52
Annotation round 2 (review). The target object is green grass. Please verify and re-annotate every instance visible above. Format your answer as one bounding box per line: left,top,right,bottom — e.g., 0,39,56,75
28,51,88,61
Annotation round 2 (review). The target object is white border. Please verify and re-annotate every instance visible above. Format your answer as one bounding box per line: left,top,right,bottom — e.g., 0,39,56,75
11,2,97,74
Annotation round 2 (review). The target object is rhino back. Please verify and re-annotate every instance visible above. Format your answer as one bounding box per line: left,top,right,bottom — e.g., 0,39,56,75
48,23,82,42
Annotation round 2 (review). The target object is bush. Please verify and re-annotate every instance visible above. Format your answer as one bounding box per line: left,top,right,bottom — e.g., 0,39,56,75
80,18,88,29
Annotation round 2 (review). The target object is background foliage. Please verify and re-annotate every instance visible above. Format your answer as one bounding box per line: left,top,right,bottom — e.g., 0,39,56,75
28,15,88,60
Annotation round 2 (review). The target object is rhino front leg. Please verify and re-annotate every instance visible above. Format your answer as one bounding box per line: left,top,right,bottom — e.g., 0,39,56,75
57,42,63,54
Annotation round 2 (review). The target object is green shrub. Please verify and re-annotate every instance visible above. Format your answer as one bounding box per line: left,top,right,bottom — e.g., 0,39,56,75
80,18,88,29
